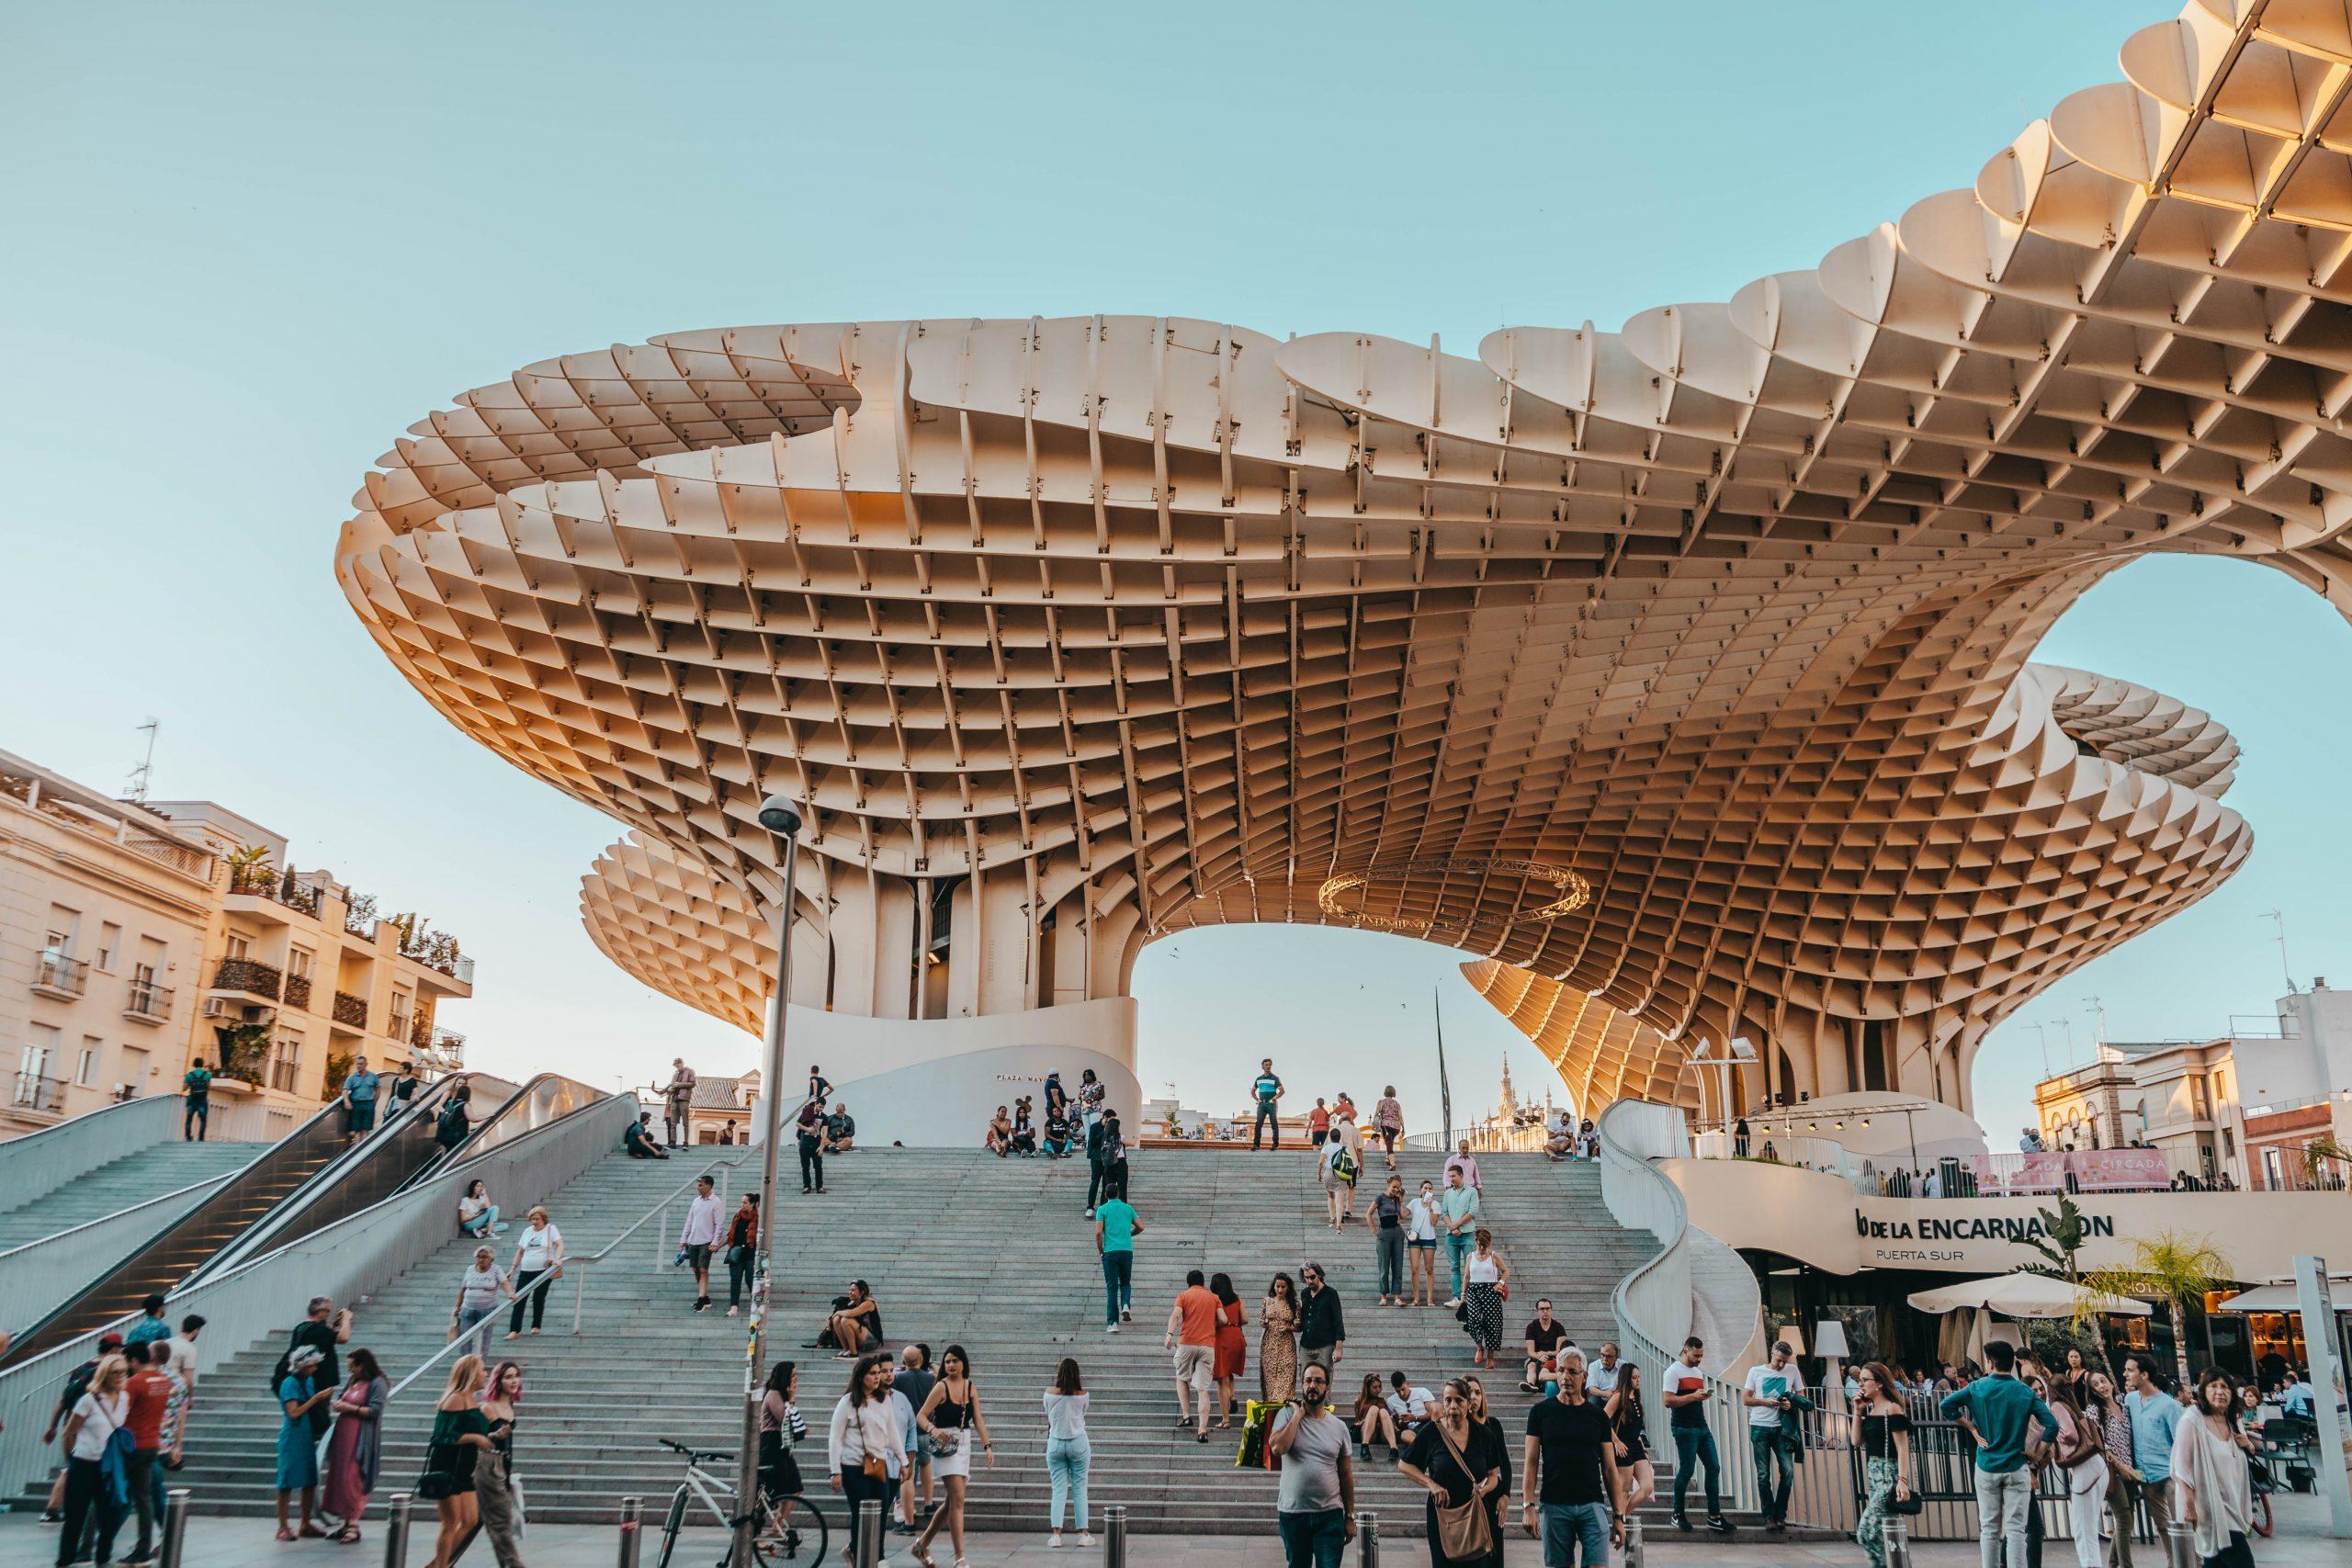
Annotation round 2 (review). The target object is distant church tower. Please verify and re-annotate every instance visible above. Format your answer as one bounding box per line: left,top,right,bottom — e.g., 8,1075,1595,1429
1498,1055,1520,1119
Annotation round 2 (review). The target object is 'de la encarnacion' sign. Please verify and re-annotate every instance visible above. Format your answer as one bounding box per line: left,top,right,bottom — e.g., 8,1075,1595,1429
1854,1209,2120,1268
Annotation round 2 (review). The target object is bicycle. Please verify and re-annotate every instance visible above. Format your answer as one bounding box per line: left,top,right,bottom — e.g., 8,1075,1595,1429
653,1438,831,1568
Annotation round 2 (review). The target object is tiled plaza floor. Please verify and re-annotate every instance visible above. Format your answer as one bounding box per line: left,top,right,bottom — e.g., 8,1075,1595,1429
2,1489,2344,1567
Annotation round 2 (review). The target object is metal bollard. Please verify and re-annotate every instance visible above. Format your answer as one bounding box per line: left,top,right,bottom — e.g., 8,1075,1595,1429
616,1495,643,1568
1355,1507,1378,1567
854,1499,884,1568
2163,1518,2196,1568
1884,1517,1911,1568
1102,1503,1128,1568
159,1488,191,1568
1623,1513,1645,1568
383,1492,413,1568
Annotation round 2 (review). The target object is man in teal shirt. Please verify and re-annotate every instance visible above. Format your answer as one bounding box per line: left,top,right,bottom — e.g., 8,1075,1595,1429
2122,1353,2183,1542
1439,1168,1480,1306
1939,1341,2057,1568
1093,1194,1143,1331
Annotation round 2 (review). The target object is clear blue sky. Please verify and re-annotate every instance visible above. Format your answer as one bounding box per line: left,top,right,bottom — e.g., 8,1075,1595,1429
6,2,2345,1138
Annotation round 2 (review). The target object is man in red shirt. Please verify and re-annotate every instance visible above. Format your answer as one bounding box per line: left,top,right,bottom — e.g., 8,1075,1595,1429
1163,1269,1220,1443
123,1340,174,1565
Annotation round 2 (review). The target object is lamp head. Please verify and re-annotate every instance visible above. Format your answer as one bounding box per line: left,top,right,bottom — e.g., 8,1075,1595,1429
757,795,803,836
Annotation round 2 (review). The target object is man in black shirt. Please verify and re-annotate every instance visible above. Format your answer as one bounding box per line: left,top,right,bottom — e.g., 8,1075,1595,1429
1522,1299,1569,1392
1521,1348,1624,1565
290,1296,350,1392
1296,1262,1345,1372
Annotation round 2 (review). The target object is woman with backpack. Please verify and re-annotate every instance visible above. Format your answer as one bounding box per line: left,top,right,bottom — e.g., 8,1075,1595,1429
1319,1135,1359,1230
435,1084,471,1153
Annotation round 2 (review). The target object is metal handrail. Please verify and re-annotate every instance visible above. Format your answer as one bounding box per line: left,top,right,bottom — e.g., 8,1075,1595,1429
387,1151,753,1402
183,1071,511,1287
0,1088,360,1369
0,1168,242,1267
0,1094,631,1495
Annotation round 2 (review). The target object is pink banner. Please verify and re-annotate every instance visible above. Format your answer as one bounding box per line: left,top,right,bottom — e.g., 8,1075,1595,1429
1970,1147,2170,1193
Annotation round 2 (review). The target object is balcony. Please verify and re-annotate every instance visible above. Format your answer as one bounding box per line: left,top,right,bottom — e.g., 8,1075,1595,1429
332,991,369,1032
283,973,313,1010
123,978,174,1025
209,957,284,1003
30,952,87,1000
7,1068,66,1117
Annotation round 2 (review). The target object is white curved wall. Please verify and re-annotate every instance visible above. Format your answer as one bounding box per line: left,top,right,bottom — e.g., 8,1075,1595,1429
768,996,1140,1149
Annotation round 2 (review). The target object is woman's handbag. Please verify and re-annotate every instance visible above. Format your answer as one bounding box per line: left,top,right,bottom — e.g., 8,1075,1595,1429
416,1446,458,1500
1430,1421,1494,1562
855,1408,888,1482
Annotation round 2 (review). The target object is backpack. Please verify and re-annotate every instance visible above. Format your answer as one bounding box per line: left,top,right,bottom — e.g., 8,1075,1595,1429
266,1331,333,1438
1331,1145,1358,1183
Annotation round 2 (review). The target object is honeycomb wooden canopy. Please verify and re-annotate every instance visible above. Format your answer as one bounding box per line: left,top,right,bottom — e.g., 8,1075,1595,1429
341,0,2348,1117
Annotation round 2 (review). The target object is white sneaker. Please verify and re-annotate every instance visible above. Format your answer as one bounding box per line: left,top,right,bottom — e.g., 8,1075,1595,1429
1048,1532,1063,1549
1445,1297,1462,1308
1105,1323,1119,1334
1080,1534,1096,1548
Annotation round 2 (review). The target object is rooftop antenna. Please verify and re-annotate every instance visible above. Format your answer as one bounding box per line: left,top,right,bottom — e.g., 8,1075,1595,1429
2083,997,2109,1055
124,717,159,804
2263,909,2298,994
2055,1017,2076,1061
2022,1022,2052,1077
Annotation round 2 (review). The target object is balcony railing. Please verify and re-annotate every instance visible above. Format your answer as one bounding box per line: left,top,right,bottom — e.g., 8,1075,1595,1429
7,1069,66,1115
283,973,313,1010
333,991,368,1030
123,979,174,1024
31,952,88,999
210,956,284,999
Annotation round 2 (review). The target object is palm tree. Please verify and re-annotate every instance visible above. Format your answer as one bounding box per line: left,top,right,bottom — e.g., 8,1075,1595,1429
2029,1193,2110,1361
2301,1134,2352,1190
2079,1232,2228,1387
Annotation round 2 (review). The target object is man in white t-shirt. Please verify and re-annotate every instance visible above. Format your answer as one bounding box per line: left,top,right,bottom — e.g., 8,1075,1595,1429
1385,1372,1434,1444
1740,1342,1800,1530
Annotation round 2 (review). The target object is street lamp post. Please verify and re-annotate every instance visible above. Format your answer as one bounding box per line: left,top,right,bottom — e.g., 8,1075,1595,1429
732,795,802,1568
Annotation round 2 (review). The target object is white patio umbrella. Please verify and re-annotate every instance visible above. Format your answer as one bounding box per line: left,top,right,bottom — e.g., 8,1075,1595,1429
1907,1272,2152,1320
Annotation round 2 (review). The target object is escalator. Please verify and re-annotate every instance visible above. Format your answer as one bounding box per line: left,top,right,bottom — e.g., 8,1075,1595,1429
0,1069,550,1370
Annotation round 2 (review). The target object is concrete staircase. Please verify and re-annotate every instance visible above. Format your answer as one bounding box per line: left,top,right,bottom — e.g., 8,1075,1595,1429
163,1145,1774,1536
0,1139,266,1254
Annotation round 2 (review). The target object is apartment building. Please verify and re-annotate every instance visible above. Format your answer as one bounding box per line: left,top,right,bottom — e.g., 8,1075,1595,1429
145,800,473,1137
2,746,476,1140
1,750,217,1134
2030,981,2352,1190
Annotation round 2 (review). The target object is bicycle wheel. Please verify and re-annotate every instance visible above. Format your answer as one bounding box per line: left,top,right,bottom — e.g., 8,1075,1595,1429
755,1493,829,1565
2251,1487,2274,1539
654,1483,691,1568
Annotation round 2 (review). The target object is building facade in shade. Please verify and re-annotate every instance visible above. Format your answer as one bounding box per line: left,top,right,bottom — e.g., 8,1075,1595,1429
340,0,2352,1138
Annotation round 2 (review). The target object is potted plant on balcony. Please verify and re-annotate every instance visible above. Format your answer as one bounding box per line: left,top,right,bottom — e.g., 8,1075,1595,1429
211,1021,270,1086
224,842,275,895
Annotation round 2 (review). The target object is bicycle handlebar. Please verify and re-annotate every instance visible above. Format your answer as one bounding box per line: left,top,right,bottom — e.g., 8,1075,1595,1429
657,1437,735,1464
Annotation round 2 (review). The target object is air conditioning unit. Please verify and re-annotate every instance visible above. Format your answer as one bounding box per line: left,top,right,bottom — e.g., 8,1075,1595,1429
202,998,232,1018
